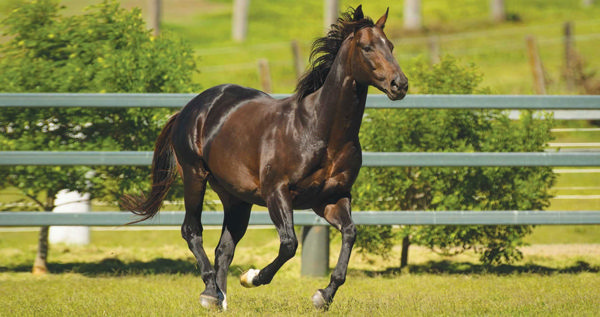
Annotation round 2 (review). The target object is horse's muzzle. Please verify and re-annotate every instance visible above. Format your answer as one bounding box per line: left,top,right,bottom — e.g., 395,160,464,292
388,75,408,101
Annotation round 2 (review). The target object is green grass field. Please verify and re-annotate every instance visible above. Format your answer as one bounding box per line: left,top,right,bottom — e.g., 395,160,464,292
1,228,599,315
2,272,599,315
2,0,600,94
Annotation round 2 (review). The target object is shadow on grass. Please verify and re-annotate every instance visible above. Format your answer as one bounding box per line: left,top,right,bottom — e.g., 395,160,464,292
0,258,201,276
0,258,255,277
350,260,600,278
2,258,598,277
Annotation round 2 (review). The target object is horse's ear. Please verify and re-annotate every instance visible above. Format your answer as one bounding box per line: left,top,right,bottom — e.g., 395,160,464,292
354,5,364,21
376,7,389,29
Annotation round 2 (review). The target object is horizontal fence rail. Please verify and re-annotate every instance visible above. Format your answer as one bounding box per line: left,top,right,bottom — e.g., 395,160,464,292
1,93,599,120
2,211,600,227
1,151,600,167
0,93,599,109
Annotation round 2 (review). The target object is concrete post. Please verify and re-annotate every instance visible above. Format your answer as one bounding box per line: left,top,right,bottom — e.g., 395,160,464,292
301,225,329,277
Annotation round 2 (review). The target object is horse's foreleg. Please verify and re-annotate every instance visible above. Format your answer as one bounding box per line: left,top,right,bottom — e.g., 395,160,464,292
180,166,224,310
240,185,297,287
312,196,356,310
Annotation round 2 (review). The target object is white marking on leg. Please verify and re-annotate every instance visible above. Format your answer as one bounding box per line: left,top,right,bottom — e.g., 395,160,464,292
240,268,260,288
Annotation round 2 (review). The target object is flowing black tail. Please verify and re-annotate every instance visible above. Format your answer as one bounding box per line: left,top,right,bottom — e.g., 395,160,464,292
122,113,179,224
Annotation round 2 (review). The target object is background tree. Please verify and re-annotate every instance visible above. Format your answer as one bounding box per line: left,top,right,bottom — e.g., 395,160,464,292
352,55,555,267
0,0,199,274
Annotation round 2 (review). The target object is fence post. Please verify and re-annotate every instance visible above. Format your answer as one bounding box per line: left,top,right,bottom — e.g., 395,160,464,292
404,0,422,31
232,0,250,42
291,40,304,79
257,58,272,93
428,35,441,65
490,0,506,23
148,0,161,36
564,21,576,92
323,0,339,32
301,225,329,277
525,35,546,95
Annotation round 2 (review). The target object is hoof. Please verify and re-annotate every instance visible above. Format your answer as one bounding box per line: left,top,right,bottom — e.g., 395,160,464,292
240,268,260,288
200,293,227,311
311,290,330,311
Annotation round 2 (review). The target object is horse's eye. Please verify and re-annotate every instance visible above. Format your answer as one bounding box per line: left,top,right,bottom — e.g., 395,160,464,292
362,45,373,52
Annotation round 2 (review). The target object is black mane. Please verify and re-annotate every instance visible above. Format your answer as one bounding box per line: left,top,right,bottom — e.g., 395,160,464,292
294,7,374,101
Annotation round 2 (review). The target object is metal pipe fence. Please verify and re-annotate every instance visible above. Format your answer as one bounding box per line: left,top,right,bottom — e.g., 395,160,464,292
1,93,599,275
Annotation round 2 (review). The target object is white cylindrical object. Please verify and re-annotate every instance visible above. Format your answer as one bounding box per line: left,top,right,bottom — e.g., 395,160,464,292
324,0,339,32
404,0,422,31
49,190,91,245
232,0,250,42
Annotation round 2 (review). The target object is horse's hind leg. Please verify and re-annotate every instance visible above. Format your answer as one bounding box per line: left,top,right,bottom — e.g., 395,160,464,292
180,164,223,309
213,190,252,310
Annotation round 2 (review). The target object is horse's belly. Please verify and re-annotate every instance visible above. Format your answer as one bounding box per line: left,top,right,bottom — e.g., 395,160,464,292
209,171,266,206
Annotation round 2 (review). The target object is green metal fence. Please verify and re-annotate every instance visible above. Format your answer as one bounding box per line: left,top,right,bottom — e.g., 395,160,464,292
1,93,600,275
1,210,599,226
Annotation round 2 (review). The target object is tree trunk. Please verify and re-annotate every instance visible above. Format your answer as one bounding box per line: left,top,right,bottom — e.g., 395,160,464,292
404,0,422,32
32,195,54,275
400,235,410,273
32,224,49,275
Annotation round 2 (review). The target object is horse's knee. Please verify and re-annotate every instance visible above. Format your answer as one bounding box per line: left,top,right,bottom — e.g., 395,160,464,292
343,223,356,243
280,236,298,260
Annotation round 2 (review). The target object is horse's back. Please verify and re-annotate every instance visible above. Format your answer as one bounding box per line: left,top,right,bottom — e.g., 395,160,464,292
172,84,271,166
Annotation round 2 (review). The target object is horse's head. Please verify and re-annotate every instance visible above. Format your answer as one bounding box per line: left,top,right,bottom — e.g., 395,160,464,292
349,6,408,100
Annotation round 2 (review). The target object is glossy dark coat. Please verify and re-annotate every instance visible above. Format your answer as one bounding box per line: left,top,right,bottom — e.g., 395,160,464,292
123,6,408,310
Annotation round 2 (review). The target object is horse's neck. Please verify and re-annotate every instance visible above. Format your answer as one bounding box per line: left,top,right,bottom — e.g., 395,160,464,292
307,47,368,146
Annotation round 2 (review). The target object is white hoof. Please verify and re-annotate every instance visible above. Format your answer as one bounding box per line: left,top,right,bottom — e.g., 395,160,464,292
240,268,260,288
200,292,226,311
311,290,329,310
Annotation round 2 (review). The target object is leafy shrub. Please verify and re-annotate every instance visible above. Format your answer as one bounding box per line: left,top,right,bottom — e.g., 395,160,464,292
0,0,199,207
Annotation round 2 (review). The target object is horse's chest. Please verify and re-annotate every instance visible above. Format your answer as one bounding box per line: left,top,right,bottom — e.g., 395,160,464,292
290,148,361,208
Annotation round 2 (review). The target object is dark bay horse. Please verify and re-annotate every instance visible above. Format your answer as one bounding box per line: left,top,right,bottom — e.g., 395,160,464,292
123,5,407,311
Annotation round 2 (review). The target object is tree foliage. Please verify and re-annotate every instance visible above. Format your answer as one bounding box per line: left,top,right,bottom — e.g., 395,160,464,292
0,0,199,209
352,56,555,265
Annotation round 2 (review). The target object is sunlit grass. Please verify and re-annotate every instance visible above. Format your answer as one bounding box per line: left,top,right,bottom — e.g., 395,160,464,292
1,228,600,315
1,272,598,316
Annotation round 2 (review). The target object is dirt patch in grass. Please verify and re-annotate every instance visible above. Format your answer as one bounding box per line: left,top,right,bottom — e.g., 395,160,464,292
520,244,600,256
